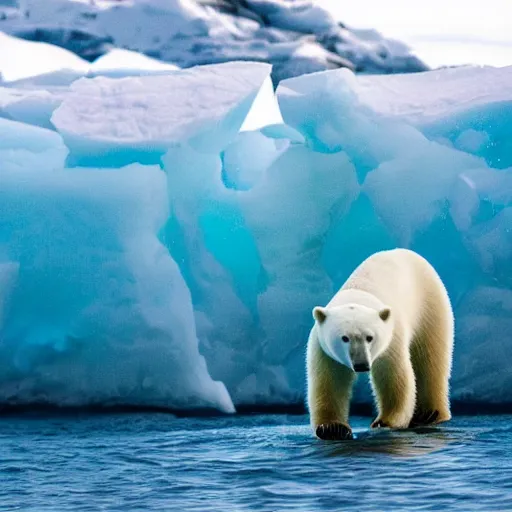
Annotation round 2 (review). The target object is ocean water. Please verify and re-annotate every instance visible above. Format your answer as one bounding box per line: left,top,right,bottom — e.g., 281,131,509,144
1,413,511,511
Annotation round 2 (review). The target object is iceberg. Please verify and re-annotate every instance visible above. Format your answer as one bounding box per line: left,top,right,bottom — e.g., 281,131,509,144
0,60,511,412
0,117,68,171
0,123,234,412
0,33,183,131
51,61,272,165
0,86,65,130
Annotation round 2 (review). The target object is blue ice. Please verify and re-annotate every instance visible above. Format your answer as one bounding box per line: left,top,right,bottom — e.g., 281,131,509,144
0,59,511,411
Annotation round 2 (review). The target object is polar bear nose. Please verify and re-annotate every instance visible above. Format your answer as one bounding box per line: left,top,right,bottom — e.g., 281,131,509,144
353,362,370,373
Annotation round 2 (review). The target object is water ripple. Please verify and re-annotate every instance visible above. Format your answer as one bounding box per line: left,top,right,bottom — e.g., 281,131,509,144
1,414,511,511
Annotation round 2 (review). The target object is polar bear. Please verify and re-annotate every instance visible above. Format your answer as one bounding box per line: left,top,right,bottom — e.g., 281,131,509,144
307,248,454,440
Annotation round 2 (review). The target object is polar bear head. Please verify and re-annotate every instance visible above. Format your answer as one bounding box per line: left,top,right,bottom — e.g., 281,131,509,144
312,303,393,372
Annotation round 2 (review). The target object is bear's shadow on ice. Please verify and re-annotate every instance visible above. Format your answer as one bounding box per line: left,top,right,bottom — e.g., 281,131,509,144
313,427,457,459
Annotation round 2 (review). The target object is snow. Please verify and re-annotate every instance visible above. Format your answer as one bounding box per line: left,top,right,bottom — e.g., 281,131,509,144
0,32,182,87
51,61,272,163
0,0,428,86
89,48,180,77
354,65,512,125
1,60,512,411
0,32,184,130
245,0,337,33
0,31,89,85
0,60,279,140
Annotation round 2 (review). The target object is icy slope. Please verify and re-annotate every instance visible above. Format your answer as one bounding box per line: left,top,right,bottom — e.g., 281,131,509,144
0,0,427,84
0,31,89,85
0,61,511,411
0,32,180,87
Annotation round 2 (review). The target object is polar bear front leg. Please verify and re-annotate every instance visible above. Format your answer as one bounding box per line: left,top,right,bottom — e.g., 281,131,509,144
307,334,355,440
369,342,416,429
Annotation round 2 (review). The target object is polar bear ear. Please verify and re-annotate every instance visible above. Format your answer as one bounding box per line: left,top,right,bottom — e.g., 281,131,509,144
313,306,327,324
379,307,391,322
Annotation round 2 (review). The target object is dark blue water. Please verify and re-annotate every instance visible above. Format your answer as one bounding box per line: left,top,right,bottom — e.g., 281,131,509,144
1,413,511,511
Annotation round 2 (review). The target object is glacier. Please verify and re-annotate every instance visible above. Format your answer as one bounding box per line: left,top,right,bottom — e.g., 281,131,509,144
0,58,511,413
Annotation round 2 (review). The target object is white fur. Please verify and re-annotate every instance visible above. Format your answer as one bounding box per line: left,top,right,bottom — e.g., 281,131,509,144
307,248,454,436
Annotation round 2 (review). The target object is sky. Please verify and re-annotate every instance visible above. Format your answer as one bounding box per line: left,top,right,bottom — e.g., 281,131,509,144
319,0,512,69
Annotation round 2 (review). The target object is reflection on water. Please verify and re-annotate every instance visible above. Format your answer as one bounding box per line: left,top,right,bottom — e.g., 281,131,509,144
313,425,460,458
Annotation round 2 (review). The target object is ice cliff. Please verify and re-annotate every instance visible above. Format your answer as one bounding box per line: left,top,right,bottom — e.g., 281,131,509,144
0,56,511,412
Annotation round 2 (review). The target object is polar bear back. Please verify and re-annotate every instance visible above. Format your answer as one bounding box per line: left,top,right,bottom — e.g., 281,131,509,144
330,248,450,337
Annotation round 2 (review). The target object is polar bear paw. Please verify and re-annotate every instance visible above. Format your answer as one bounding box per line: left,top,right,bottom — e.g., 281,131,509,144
315,422,353,441
408,410,439,428
370,418,389,429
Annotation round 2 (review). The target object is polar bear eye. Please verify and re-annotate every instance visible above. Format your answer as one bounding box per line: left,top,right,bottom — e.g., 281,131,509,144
341,335,349,343
366,336,373,342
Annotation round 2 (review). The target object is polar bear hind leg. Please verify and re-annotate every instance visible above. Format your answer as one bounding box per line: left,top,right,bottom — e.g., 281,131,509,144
409,294,454,427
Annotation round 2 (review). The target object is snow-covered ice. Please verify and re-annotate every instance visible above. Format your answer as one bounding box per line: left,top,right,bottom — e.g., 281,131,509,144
52,61,272,164
89,48,180,78
0,59,511,411
0,31,89,85
0,32,183,131
0,0,428,85
0,32,182,88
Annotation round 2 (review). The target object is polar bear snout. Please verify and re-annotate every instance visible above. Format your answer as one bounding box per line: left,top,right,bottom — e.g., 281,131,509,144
349,341,372,372
351,353,371,372
353,362,370,373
